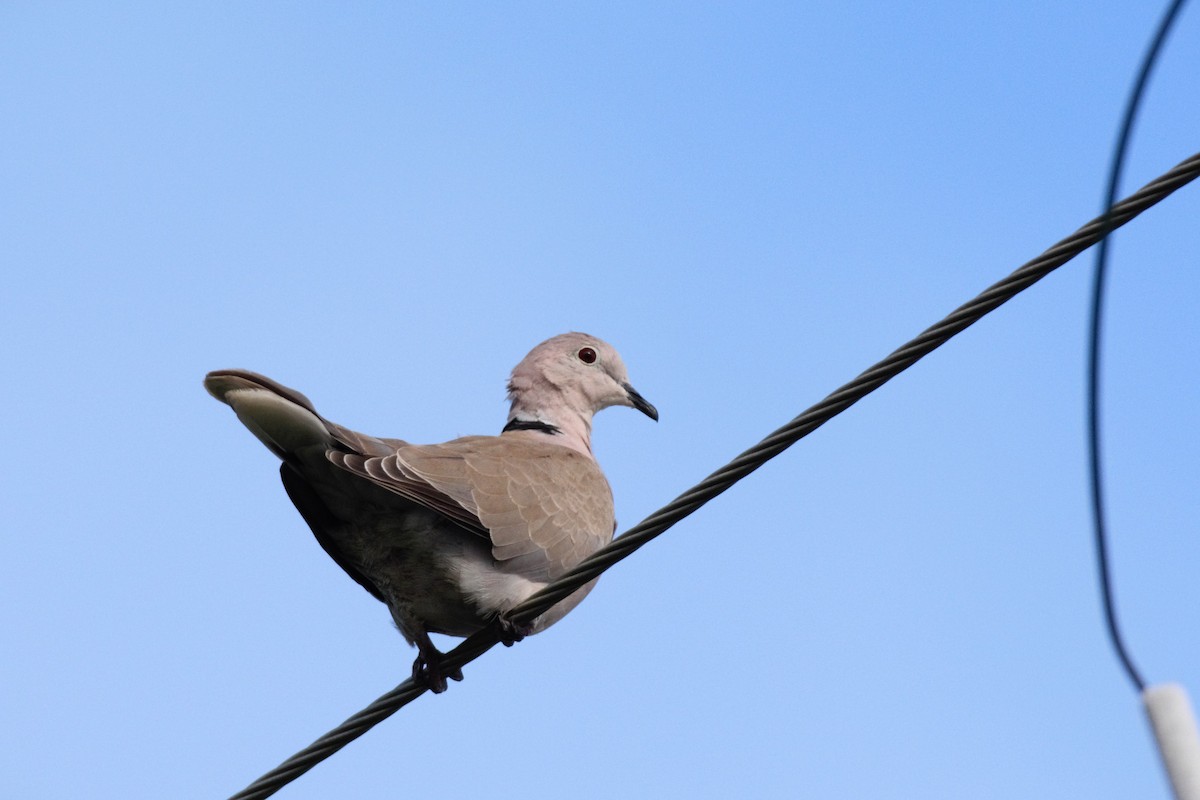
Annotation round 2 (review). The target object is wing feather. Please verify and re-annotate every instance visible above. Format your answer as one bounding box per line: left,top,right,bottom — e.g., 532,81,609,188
330,436,614,581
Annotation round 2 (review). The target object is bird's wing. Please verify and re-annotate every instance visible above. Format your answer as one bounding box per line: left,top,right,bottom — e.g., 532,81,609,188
330,437,615,582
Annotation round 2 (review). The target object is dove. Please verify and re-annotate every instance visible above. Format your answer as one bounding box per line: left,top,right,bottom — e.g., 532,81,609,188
204,332,657,692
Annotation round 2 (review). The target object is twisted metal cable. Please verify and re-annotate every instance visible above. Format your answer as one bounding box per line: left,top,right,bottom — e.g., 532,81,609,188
229,150,1200,800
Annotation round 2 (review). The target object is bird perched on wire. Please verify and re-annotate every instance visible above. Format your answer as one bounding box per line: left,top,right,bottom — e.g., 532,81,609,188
204,332,658,692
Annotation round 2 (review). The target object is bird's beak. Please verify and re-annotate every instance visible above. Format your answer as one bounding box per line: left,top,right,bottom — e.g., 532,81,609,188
623,384,659,421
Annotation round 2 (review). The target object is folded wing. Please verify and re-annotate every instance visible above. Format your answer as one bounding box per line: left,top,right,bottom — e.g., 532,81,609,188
330,438,615,582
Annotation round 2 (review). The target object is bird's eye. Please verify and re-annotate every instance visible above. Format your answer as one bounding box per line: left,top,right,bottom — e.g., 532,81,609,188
577,347,597,364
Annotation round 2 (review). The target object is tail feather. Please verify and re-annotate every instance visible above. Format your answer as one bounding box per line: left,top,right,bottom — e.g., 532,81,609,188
204,370,333,459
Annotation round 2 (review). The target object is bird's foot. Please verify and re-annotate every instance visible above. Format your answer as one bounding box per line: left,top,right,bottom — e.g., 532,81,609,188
411,648,463,694
494,613,534,648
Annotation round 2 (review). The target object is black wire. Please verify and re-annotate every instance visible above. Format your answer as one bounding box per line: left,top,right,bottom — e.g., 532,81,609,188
219,15,1194,794
1087,0,1188,695
226,149,1200,800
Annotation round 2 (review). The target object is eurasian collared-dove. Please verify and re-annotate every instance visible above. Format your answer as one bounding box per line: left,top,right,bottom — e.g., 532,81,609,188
204,332,657,692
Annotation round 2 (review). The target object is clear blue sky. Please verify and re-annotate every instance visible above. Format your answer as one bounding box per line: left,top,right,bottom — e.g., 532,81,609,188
3,3,1198,798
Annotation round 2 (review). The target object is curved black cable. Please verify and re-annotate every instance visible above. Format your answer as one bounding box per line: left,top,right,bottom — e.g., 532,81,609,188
1087,0,1189,694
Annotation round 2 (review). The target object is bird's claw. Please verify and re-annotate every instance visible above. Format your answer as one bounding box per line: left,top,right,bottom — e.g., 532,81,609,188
495,614,534,647
412,653,463,694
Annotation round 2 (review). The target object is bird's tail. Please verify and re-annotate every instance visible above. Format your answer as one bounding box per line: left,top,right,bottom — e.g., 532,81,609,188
204,370,333,460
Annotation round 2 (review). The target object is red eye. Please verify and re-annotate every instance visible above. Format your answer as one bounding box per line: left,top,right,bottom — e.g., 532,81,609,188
577,347,597,364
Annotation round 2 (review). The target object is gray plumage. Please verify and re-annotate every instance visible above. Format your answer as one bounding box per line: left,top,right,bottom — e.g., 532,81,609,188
204,332,657,692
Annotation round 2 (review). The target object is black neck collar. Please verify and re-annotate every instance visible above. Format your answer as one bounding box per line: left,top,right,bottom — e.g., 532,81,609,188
502,418,561,435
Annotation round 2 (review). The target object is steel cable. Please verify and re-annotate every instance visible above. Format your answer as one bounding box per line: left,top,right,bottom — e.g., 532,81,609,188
229,149,1200,800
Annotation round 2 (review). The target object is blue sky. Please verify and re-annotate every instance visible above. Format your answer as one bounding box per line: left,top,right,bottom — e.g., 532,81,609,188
2,3,1198,798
